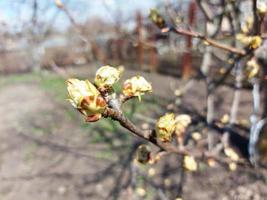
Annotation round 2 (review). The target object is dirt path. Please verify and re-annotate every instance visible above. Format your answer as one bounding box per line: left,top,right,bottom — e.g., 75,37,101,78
0,83,116,200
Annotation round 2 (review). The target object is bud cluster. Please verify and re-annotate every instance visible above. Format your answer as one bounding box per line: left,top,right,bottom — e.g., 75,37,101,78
67,79,106,122
67,65,153,122
94,65,121,90
155,113,191,143
122,76,152,101
236,34,262,49
149,8,167,29
245,58,260,79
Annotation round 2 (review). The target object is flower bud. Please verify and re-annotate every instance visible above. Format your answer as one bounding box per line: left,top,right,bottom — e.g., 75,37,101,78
149,8,166,29
175,114,191,127
191,132,202,141
135,144,151,164
245,58,260,79
122,76,152,101
175,114,191,138
249,36,262,49
207,158,217,168
224,147,239,161
236,34,262,49
220,114,230,124
94,65,121,90
241,16,253,34
257,1,267,16
183,155,197,171
156,113,176,142
136,187,146,197
67,79,106,122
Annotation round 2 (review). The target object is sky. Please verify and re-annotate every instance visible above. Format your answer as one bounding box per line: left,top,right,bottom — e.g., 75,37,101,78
0,0,161,32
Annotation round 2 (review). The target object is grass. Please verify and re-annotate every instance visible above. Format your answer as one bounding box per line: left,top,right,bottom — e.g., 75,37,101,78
0,72,40,86
40,73,67,101
23,143,38,163
0,71,68,101
95,151,117,161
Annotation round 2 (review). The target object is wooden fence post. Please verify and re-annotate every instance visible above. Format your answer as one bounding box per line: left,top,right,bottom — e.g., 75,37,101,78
136,11,144,70
182,0,196,79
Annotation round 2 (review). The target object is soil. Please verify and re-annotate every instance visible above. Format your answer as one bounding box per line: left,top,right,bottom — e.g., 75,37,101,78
0,83,116,200
0,69,266,200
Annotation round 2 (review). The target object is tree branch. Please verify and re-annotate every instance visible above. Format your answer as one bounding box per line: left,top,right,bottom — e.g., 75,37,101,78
162,26,246,55
102,107,247,165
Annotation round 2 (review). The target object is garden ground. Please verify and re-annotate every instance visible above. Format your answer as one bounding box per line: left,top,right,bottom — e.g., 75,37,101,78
0,66,266,200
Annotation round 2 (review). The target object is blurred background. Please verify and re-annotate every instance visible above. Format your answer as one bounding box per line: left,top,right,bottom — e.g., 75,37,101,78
0,0,203,75
0,0,267,199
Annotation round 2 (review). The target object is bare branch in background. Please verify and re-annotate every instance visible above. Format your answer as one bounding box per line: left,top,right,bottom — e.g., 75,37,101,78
165,26,246,55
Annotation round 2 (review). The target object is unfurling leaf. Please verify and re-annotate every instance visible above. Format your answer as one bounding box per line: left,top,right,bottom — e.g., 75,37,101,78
94,65,121,90
245,58,260,79
136,187,146,197
122,76,152,101
67,79,106,122
148,167,156,177
156,113,176,142
149,8,166,29
175,114,191,137
236,34,262,49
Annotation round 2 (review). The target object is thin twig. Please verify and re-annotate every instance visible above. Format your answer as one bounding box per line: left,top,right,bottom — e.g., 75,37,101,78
165,26,246,55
